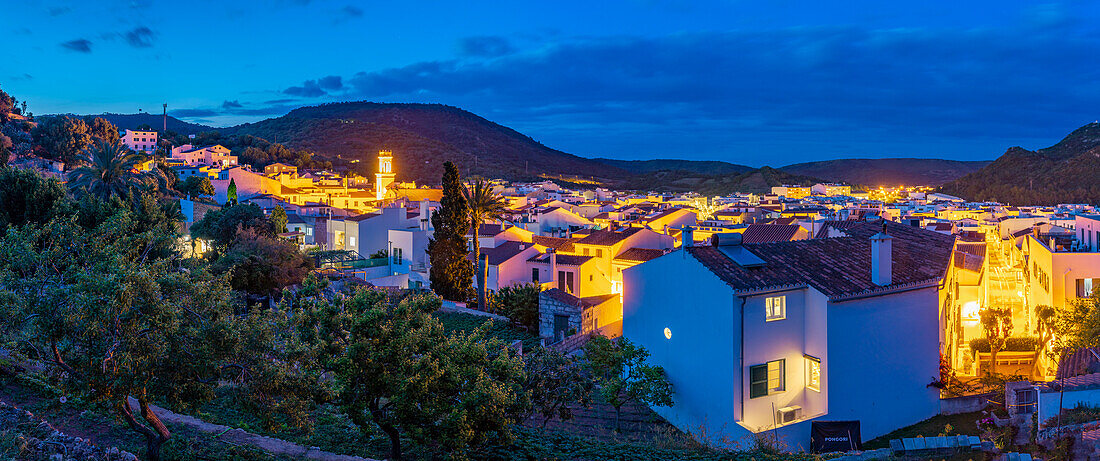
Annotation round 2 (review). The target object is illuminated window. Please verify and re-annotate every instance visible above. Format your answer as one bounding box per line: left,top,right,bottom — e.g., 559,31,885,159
749,359,785,398
806,355,821,392
765,296,786,321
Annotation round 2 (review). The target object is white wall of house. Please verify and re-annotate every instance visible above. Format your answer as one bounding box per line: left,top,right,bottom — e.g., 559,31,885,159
1038,386,1100,426
357,206,417,256
1077,215,1100,252
490,245,542,291
623,251,745,444
825,287,941,440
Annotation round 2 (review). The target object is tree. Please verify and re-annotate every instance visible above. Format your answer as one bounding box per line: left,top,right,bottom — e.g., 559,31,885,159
213,227,314,300
464,179,508,310
523,347,592,428
270,205,288,233
0,166,70,235
177,176,215,200
85,117,121,144
0,86,13,123
0,132,12,164
428,162,474,302
323,289,527,460
227,178,238,205
494,283,541,330
32,115,92,166
584,335,673,431
190,203,275,254
67,139,151,199
1033,304,1056,378
1049,291,1100,370
0,215,313,461
979,306,1013,376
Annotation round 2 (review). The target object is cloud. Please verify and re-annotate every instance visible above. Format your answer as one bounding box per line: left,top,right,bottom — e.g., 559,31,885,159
283,79,329,97
316,26,1100,162
341,5,363,17
170,108,219,118
60,39,92,53
318,75,343,91
47,6,71,16
222,100,243,109
124,27,155,48
458,36,515,57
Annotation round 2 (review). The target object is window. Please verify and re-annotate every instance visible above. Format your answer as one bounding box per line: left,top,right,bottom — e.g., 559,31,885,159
596,249,603,258
765,296,786,321
583,248,590,256
749,359,785,398
806,355,821,392
349,236,356,247
532,268,540,282
1077,278,1100,298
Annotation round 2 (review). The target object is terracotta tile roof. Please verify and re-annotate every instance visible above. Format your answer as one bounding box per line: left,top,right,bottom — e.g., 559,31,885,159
531,235,576,252
687,220,953,300
1056,348,1100,380
575,227,643,246
467,241,533,265
953,242,986,272
541,288,611,308
813,220,867,239
469,223,505,236
528,253,593,266
348,213,380,222
741,224,803,244
614,248,666,263
771,217,799,225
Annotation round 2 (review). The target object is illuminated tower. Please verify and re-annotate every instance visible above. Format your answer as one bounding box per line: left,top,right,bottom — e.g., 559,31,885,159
375,150,395,201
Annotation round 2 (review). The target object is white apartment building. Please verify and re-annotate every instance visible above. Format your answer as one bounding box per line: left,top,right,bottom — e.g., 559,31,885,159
121,129,158,153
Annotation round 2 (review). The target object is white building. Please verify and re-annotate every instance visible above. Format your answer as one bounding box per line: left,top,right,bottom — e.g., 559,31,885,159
121,129,158,153
622,221,953,450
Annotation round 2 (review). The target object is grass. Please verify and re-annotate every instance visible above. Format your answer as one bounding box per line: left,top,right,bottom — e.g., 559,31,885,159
0,378,287,461
434,311,541,350
863,411,985,449
1045,403,1100,427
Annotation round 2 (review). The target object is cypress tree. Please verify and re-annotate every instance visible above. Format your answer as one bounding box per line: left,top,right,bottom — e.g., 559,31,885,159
227,178,238,206
428,162,474,301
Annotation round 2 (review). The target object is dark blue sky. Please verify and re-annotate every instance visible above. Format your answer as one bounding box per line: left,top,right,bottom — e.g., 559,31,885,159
4,1,1100,166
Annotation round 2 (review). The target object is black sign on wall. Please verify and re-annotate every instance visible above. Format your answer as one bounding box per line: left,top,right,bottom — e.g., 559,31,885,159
811,420,862,453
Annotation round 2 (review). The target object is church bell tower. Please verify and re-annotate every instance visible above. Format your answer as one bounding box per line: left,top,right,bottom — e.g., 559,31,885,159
375,150,395,201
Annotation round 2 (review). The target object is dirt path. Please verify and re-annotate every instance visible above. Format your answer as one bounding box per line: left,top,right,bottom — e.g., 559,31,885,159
124,397,378,461
0,384,377,461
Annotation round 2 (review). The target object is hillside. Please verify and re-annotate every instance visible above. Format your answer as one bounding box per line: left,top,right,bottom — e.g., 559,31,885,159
591,158,753,175
615,166,821,195
220,102,631,183
781,158,990,187
85,113,212,134
938,122,1100,205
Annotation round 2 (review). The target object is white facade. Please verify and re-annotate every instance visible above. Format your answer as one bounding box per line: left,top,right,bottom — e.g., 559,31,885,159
121,129,157,153
623,245,941,450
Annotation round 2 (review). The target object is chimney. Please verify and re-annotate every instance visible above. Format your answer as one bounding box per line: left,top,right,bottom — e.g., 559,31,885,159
548,248,558,287
419,200,430,231
681,225,694,248
870,222,893,286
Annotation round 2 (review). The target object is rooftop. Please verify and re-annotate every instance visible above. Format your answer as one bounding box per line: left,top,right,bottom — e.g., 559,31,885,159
687,220,953,300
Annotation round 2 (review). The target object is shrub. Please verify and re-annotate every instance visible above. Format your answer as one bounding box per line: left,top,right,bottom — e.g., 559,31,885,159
969,336,1040,354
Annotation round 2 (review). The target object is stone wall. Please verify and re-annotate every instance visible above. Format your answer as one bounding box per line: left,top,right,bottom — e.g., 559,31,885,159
539,289,582,340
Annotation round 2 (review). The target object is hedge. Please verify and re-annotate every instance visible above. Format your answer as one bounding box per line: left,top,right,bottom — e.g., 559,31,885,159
969,336,1040,354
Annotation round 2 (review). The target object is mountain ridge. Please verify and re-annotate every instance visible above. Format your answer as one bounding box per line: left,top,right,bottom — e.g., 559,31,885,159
82,101,992,191
938,122,1100,205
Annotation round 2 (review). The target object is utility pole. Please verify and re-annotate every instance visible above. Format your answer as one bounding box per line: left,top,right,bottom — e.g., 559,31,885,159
162,103,167,132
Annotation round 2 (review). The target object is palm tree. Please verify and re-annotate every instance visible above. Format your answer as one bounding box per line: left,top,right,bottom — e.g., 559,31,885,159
463,179,508,310
67,139,159,199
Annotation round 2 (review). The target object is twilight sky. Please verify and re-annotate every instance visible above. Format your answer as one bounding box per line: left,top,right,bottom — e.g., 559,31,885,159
3,0,1100,166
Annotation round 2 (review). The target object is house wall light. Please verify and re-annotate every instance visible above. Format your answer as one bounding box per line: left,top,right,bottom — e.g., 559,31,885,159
663,327,672,340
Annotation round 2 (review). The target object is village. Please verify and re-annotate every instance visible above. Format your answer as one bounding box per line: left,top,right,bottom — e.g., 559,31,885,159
63,129,1097,457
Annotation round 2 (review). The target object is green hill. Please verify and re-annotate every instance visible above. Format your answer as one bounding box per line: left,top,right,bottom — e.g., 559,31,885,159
781,158,991,187
938,122,1100,205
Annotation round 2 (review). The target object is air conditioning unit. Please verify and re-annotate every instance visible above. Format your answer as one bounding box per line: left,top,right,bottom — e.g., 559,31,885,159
777,406,802,424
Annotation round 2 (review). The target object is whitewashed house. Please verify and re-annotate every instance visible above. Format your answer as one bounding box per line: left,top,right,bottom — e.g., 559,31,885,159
622,220,954,450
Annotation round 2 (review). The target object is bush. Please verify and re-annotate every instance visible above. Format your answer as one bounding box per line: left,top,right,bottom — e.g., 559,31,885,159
969,336,1040,354
493,283,540,331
